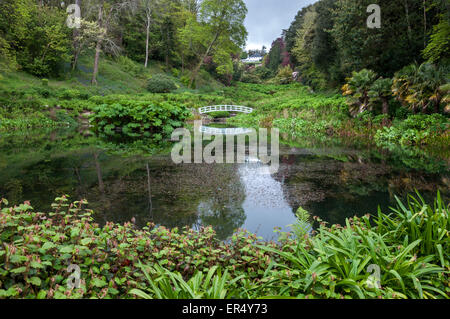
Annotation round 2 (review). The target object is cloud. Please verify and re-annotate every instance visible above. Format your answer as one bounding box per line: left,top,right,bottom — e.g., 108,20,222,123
243,0,317,50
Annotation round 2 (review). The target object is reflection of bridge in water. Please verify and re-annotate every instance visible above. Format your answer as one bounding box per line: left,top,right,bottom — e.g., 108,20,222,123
199,126,254,136
199,105,253,114
198,105,254,136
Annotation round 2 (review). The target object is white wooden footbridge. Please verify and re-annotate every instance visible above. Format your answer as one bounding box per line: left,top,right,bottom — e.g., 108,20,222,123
198,105,253,114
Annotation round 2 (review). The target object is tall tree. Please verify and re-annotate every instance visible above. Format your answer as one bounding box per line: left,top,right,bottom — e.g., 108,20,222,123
292,9,317,71
84,0,135,84
138,0,159,68
265,38,286,73
330,0,439,78
179,0,247,87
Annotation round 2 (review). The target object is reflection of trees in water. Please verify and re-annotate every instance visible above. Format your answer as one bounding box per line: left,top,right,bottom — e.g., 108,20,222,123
147,162,246,236
274,151,449,225
1,128,447,235
65,152,246,235
196,185,246,240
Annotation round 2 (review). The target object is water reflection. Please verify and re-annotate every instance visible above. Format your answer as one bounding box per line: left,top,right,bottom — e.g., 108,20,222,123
239,159,297,240
199,125,254,136
0,127,448,241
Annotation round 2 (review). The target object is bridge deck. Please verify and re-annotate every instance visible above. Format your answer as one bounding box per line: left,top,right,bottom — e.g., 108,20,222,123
199,105,253,114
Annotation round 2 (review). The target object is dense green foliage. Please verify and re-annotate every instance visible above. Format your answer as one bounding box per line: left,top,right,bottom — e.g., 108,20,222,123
90,98,190,138
0,0,248,86
280,0,448,89
0,193,448,299
207,111,230,119
227,82,449,150
375,114,449,147
0,0,71,76
146,74,178,93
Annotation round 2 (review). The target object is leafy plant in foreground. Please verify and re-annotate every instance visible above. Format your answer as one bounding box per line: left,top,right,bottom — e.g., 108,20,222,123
0,193,448,299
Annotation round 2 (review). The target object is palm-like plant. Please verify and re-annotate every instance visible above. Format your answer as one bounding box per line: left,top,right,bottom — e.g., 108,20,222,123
342,69,377,116
392,64,419,111
392,63,448,113
416,63,448,113
369,77,393,125
440,83,450,114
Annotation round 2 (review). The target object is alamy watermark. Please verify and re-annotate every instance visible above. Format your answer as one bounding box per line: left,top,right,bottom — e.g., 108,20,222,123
65,3,81,29
366,264,382,289
171,121,280,174
367,4,381,29
67,264,81,289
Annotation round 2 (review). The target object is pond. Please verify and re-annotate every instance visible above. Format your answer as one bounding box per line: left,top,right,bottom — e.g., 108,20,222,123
0,125,448,241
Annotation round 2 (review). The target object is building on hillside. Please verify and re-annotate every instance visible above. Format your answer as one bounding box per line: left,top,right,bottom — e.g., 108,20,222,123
241,56,263,64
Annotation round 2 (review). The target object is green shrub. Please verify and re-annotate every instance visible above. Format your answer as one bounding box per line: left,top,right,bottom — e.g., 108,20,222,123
375,114,449,147
56,89,89,100
116,56,144,77
240,73,261,84
273,117,338,140
34,87,51,98
171,68,180,78
208,111,230,118
254,66,274,80
275,66,294,85
180,75,191,88
0,112,59,131
147,74,177,93
90,98,191,138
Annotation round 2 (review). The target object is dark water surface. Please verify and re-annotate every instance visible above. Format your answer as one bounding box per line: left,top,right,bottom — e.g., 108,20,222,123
0,127,448,240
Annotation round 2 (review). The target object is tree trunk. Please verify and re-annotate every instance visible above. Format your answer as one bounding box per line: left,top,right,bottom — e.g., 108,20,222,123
145,13,150,68
181,52,184,73
165,51,169,69
403,0,412,43
358,93,369,114
434,92,441,113
382,97,389,126
71,0,82,70
92,40,102,85
188,32,220,88
423,0,427,48
93,152,105,194
146,163,153,217
189,59,203,89
72,50,80,71
91,6,103,85
165,28,170,69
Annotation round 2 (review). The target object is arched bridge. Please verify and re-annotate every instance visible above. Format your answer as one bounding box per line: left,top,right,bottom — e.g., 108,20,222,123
199,105,253,114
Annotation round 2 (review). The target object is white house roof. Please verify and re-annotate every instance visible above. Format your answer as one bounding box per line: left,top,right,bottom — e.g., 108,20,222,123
241,56,263,63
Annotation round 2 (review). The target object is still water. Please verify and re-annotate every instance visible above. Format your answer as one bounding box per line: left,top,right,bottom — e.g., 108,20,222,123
0,126,448,240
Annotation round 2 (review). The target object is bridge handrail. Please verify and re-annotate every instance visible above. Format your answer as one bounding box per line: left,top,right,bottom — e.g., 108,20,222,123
199,105,253,114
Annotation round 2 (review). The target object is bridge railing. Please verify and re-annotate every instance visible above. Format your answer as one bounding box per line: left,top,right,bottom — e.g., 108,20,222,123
199,105,253,114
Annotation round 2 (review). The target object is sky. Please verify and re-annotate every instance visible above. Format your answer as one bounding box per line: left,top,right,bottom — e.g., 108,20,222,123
243,0,317,51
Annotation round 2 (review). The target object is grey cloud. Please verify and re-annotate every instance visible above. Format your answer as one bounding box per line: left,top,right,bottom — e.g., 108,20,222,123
243,0,317,50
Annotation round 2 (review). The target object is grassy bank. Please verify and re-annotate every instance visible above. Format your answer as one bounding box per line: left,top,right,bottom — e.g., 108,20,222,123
0,55,223,131
0,193,448,299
